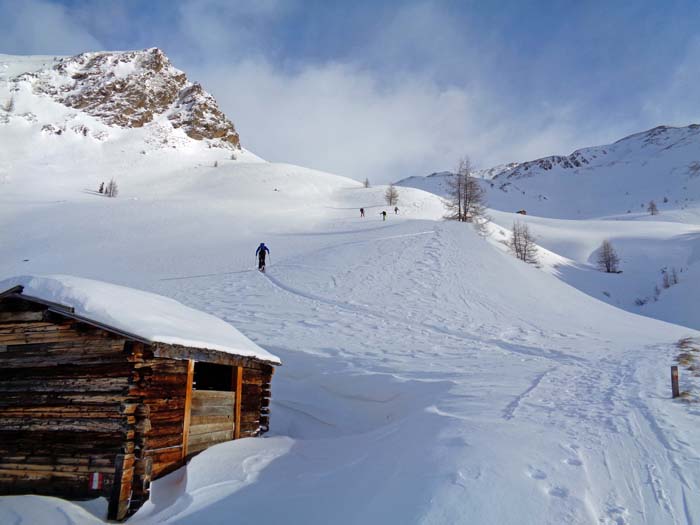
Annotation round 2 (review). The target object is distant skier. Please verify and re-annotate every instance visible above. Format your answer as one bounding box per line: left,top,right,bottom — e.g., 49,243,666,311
394,206,399,215
380,211,387,221
360,207,365,218
256,242,270,271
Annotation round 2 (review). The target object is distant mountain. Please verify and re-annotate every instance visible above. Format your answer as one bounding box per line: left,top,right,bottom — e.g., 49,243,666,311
396,125,700,219
0,48,241,151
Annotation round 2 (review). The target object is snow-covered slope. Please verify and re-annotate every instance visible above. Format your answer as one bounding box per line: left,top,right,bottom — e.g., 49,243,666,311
0,49,261,199
1,52,699,525
397,125,700,331
397,125,700,219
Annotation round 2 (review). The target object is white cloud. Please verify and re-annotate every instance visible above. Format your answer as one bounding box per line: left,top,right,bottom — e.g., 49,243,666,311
0,0,102,55
195,57,620,183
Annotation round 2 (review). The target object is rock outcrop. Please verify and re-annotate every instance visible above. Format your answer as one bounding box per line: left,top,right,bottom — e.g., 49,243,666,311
16,48,240,148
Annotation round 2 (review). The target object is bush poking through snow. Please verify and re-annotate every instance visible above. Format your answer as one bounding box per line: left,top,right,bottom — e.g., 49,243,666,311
596,240,620,273
662,266,680,289
509,221,538,264
105,178,119,198
385,184,399,206
444,156,486,223
2,97,14,112
647,200,659,215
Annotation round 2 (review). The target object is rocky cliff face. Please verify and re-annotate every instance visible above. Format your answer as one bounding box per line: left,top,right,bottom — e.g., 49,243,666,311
13,48,240,148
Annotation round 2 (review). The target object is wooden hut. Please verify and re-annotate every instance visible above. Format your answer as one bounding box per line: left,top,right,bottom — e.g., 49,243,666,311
0,275,280,520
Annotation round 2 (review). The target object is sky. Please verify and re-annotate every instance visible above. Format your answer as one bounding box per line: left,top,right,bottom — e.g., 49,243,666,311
2,0,700,182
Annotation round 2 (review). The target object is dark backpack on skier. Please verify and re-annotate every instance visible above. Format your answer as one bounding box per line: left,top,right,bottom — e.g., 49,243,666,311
256,243,269,271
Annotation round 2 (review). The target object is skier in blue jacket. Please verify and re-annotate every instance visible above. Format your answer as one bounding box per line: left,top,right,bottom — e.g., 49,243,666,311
256,242,270,271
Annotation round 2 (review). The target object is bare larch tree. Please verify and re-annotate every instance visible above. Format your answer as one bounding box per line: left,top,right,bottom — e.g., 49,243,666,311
444,156,485,222
509,221,538,263
596,240,620,273
647,200,659,215
363,177,370,188
385,183,399,206
105,178,119,198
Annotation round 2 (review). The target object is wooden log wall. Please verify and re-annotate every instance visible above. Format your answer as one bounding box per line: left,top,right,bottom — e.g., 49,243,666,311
0,297,136,520
239,366,274,438
125,343,189,512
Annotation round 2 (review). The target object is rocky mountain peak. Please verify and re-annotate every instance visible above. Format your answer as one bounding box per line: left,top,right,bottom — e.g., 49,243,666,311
14,47,240,148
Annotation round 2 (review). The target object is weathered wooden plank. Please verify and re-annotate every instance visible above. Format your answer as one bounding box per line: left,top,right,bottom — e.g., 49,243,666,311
190,414,232,426
0,418,132,433
191,389,236,400
191,395,234,409
187,430,233,447
188,422,234,436
0,361,133,380
152,342,277,369
0,311,44,322
0,375,131,391
234,366,243,440
0,467,92,479
181,359,194,459
0,393,131,406
190,405,233,417
107,454,127,521
0,461,114,473
0,407,128,419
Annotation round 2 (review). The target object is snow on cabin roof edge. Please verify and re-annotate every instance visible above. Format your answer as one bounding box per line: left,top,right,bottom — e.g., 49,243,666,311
0,275,281,366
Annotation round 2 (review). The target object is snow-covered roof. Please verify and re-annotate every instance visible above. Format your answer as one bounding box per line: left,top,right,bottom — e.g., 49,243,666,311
0,275,280,365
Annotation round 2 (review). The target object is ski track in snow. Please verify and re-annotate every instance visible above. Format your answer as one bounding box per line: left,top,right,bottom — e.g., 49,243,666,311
146,220,699,525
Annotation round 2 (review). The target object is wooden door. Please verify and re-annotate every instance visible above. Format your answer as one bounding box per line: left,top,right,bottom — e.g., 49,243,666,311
186,389,235,455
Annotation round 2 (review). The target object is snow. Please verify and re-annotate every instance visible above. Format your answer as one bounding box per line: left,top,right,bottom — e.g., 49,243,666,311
0,274,280,364
2,53,700,524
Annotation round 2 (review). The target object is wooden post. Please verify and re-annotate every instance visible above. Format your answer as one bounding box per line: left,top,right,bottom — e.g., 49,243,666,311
234,366,243,439
107,454,127,521
181,359,195,458
671,365,680,398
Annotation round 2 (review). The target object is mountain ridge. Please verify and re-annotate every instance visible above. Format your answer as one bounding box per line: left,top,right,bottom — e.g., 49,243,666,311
396,123,700,219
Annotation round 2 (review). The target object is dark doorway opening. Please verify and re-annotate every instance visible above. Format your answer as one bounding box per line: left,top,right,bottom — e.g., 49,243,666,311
193,362,233,391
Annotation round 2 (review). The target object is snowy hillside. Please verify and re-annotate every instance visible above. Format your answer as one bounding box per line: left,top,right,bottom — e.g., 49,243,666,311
397,125,700,219
397,125,700,333
1,51,700,525
0,49,262,199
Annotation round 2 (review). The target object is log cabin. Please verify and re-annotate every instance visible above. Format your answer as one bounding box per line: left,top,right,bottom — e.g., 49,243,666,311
0,275,280,520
